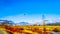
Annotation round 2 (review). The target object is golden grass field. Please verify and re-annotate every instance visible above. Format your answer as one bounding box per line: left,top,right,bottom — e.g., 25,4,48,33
0,26,60,34
13,26,60,31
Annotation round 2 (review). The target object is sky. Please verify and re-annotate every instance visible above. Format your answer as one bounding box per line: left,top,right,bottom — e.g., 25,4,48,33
0,0,60,24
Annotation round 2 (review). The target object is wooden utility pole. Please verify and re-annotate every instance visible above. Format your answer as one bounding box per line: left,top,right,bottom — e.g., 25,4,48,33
42,15,46,34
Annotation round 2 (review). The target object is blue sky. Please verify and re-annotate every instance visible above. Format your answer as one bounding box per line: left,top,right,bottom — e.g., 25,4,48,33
0,0,60,24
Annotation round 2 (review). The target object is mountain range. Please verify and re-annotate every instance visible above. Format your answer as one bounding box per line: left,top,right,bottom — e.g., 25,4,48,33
46,22,60,26
0,20,60,26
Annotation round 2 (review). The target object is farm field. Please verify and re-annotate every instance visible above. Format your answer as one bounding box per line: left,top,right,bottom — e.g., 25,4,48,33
12,26,60,31
0,26,60,34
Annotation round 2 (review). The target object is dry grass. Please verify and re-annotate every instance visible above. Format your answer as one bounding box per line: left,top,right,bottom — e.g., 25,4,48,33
0,26,60,34
13,26,60,31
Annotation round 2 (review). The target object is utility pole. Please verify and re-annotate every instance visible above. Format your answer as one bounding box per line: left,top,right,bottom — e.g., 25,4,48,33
42,14,46,34
23,13,26,22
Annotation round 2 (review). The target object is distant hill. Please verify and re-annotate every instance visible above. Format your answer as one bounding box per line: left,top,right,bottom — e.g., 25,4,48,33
0,20,14,25
18,22,29,26
46,22,60,26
